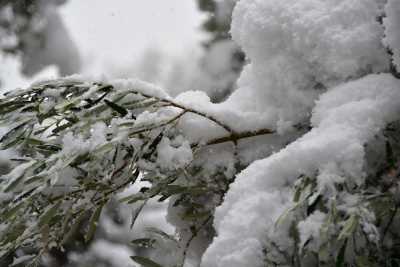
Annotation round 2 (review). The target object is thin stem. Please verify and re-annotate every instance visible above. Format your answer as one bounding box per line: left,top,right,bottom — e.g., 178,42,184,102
204,128,275,146
131,90,234,134
180,215,213,267
128,110,187,137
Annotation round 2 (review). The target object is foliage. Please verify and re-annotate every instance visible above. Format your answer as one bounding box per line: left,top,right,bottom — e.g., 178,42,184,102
1,1,400,267
0,77,273,266
0,77,399,267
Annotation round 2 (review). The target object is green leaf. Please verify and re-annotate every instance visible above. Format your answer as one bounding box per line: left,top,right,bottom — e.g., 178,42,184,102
1,202,26,221
93,142,114,154
104,99,128,117
119,193,147,204
24,175,44,185
52,121,75,134
0,122,30,149
4,161,37,192
4,174,25,193
130,256,164,267
10,255,36,266
125,99,159,110
69,152,91,167
36,144,62,153
85,204,104,242
62,210,86,245
38,202,61,228
274,201,303,227
318,244,330,263
338,214,359,241
355,256,375,267
145,227,177,244
97,84,114,93
37,109,58,123
336,239,347,267
158,185,188,201
131,200,147,229
1,223,26,245
0,101,30,114
25,138,45,146
293,176,315,203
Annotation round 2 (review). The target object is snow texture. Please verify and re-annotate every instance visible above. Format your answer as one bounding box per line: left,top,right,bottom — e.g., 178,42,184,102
156,137,193,171
384,0,400,69
2,0,400,266
202,74,400,267
298,211,326,250
199,0,396,265
226,0,388,126
69,239,137,267
173,0,391,150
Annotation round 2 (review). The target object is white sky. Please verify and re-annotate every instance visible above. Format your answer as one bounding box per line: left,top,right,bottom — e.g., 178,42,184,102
60,0,206,72
1,1,205,90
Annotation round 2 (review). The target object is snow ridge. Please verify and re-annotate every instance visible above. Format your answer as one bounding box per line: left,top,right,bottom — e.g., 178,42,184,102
201,0,400,265
202,74,400,267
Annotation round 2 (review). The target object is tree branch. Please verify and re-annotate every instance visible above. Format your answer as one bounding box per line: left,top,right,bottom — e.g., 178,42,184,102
131,90,234,134
204,128,275,146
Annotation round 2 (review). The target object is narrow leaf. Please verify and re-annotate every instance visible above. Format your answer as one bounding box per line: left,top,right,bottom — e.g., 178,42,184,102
104,99,128,117
38,202,61,228
2,202,25,221
85,204,103,242
336,239,348,267
338,214,358,241
130,256,163,267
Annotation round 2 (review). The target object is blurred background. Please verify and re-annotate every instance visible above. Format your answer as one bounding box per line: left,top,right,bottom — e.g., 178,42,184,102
0,0,243,266
0,0,244,102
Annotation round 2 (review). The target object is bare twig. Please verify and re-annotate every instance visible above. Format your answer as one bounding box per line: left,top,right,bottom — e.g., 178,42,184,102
128,110,187,137
131,90,234,134
204,128,275,146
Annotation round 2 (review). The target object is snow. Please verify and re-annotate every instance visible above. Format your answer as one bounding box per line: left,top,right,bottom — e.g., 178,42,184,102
1,161,35,192
202,74,400,267
199,40,241,101
298,211,326,250
224,0,389,128
10,254,35,266
198,1,396,264
61,122,107,156
173,0,392,142
384,0,400,69
0,192,12,203
2,0,400,265
111,78,170,100
156,137,193,171
315,164,345,199
232,0,388,81
69,239,138,267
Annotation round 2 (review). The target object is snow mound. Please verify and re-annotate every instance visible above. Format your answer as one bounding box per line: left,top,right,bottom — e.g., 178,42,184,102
202,74,400,267
222,0,390,130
